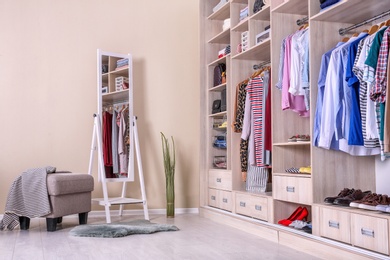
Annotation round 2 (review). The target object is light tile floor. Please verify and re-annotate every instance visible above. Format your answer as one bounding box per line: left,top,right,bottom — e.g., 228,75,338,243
0,213,321,260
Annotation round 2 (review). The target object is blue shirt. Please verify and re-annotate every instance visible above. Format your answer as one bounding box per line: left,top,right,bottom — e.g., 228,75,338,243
313,42,343,148
345,33,368,145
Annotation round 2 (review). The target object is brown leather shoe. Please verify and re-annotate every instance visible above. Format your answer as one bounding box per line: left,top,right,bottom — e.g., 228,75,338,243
324,188,353,204
359,194,388,210
350,193,377,208
333,189,371,206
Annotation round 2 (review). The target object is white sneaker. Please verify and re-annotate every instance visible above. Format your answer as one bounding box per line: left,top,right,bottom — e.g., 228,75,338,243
289,220,307,229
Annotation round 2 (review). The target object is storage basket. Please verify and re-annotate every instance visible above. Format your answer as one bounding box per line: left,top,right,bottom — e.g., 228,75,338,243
246,166,271,192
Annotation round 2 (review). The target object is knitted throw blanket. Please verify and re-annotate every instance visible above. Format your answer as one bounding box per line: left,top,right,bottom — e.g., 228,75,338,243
0,166,56,231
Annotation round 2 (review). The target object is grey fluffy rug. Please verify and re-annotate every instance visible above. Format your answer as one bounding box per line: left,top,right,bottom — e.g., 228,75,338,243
69,219,179,238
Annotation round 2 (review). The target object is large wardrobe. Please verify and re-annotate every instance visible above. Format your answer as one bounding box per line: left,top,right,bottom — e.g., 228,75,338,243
199,0,390,259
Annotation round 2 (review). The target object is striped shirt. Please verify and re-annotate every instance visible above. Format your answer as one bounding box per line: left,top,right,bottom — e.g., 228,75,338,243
372,27,390,103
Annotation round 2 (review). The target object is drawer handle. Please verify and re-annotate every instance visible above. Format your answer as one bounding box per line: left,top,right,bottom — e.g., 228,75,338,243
328,221,339,229
286,186,295,193
255,205,262,211
211,195,216,201
216,178,222,183
361,228,375,238
240,202,246,207
222,198,228,203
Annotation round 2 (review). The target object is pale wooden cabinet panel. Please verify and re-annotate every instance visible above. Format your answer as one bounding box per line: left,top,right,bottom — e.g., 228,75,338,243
250,196,268,221
273,176,312,205
208,169,232,191
208,188,218,208
208,188,232,212
351,214,389,255
235,193,253,217
219,190,233,212
320,207,351,244
235,192,269,221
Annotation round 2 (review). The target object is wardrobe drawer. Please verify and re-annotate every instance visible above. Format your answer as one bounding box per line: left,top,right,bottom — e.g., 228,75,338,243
235,193,268,221
250,196,268,221
273,176,312,205
209,169,232,190
219,190,232,212
351,214,389,255
208,188,218,208
235,193,252,217
320,207,351,244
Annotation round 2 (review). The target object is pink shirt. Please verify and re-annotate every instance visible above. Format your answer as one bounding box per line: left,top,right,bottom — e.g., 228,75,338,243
281,33,309,117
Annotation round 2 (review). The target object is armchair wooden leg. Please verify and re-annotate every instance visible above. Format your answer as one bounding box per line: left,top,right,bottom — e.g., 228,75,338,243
46,218,58,232
19,216,30,230
78,212,88,225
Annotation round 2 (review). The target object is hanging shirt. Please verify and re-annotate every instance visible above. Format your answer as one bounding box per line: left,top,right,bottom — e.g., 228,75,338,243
281,33,309,117
319,33,380,156
314,42,343,148
289,28,309,98
103,111,113,167
118,108,129,175
111,110,119,174
353,36,381,148
345,33,368,146
263,70,272,166
247,75,266,167
289,29,306,96
275,37,286,90
233,81,248,133
241,87,256,166
372,27,390,103
384,57,390,153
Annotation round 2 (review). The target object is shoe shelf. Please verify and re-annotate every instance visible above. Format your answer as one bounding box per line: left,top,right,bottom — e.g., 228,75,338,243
310,0,389,24
231,38,271,60
232,17,249,32
207,1,230,21
271,0,308,15
209,83,227,92
273,141,310,146
208,28,231,44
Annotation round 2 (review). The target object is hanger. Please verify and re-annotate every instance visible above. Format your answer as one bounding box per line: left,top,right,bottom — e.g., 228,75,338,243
341,37,349,42
368,24,379,35
298,23,309,31
351,32,359,37
386,19,390,26
362,29,369,33
379,21,386,28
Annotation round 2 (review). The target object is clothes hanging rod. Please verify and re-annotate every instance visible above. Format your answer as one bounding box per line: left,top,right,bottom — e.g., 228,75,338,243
253,60,270,70
339,9,390,35
103,101,129,106
297,16,308,26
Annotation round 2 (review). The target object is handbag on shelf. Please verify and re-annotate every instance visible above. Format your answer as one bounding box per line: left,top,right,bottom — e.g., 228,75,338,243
213,63,226,87
253,0,265,14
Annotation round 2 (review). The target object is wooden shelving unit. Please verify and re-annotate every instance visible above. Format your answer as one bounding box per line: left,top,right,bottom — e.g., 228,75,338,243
200,0,390,259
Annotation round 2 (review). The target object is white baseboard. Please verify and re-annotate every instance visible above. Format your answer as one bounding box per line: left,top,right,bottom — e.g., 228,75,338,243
89,208,199,218
0,208,199,221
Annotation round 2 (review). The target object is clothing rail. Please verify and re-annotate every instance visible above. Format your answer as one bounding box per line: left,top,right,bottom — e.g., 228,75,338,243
339,9,390,35
297,16,308,26
253,60,270,70
103,101,129,111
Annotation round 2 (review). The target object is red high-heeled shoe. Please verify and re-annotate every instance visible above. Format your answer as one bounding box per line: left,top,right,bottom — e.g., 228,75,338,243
294,207,308,221
278,206,303,226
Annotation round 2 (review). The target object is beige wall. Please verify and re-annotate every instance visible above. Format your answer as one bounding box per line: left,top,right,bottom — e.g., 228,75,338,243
0,0,200,211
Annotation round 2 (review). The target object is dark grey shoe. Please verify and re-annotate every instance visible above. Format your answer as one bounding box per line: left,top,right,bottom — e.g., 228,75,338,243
333,189,371,206
324,188,353,204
